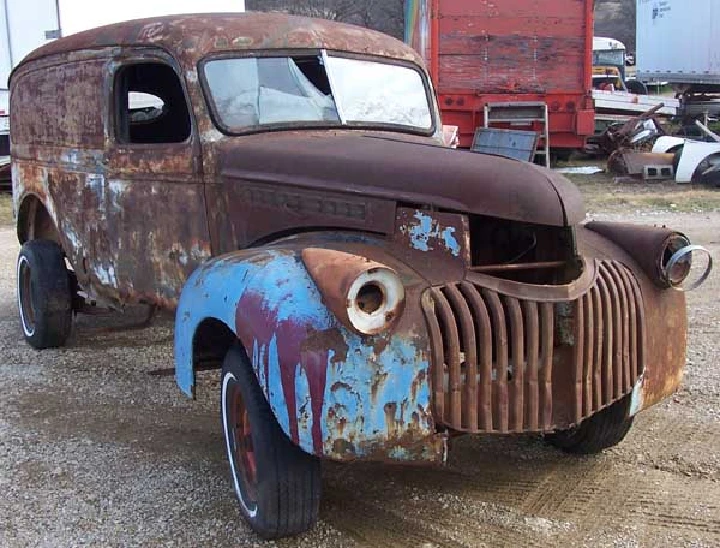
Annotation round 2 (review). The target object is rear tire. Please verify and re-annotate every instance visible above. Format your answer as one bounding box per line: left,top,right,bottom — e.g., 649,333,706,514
16,239,73,349
547,394,634,454
220,345,321,539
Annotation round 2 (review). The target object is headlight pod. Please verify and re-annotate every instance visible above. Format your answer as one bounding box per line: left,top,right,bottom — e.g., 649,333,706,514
301,248,405,335
346,268,404,334
585,221,713,291
661,237,713,291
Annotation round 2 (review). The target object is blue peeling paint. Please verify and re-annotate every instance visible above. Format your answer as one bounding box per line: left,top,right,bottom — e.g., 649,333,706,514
174,247,434,461
407,210,461,257
441,226,461,256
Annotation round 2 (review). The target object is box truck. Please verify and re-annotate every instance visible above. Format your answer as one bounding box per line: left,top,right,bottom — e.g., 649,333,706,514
637,0,720,86
404,0,595,154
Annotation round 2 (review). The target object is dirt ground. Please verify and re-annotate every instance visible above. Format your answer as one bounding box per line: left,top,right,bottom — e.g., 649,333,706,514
1,191,719,547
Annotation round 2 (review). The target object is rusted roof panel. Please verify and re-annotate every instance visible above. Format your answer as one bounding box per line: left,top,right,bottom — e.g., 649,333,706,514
15,12,424,75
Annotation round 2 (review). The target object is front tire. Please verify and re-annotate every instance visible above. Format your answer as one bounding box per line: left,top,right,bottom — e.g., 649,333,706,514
16,239,73,349
547,394,634,454
221,345,321,538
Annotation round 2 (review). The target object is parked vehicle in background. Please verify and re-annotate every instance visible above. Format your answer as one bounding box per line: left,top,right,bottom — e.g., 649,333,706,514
404,0,595,154
637,0,720,86
11,12,712,540
0,0,61,155
637,0,720,119
591,34,678,138
594,36,628,84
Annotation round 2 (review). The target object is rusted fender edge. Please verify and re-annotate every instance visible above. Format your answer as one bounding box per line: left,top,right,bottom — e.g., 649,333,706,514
174,248,440,462
577,225,688,417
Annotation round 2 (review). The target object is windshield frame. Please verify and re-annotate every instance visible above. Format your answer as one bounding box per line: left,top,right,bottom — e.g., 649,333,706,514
198,49,437,137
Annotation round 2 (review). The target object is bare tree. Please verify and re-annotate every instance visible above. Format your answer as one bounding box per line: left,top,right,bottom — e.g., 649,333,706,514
595,0,637,51
247,0,406,40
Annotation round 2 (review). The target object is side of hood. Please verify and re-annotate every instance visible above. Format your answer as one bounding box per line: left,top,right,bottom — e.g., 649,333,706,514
216,133,585,227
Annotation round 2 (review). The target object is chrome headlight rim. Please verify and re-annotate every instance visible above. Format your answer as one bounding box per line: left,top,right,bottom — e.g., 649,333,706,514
664,243,713,292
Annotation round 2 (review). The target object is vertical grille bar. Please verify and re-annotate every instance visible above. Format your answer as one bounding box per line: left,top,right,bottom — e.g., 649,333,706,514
596,270,614,402
483,289,509,432
521,301,540,431
609,263,632,393
539,302,554,429
421,291,446,423
601,264,624,399
504,296,525,432
582,292,594,417
591,286,603,412
616,265,639,384
626,274,647,379
444,284,478,431
432,289,462,427
572,293,585,423
460,282,493,431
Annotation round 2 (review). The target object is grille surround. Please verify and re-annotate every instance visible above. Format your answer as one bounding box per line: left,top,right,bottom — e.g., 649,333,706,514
421,260,646,433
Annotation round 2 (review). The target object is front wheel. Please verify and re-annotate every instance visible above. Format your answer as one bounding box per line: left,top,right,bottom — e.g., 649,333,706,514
221,345,321,539
546,394,634,454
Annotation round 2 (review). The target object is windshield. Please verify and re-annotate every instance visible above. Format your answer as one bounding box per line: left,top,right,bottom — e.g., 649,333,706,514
593,50,625,67
202,52,434,133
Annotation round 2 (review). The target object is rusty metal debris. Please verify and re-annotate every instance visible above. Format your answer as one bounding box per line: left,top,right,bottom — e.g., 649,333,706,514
607,151,675,179
600,103,667,156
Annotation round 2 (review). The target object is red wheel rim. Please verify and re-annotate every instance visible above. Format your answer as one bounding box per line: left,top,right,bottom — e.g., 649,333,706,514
229,385,258,504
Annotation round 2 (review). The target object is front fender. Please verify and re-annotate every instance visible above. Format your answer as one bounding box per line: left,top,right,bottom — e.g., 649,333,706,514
174,247,438,461
577,225,687,413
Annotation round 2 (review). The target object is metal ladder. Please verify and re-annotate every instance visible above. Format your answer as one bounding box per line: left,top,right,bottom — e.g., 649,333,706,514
484,101,550,167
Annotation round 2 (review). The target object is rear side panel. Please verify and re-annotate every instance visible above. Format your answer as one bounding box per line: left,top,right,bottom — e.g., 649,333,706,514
406,0,594,149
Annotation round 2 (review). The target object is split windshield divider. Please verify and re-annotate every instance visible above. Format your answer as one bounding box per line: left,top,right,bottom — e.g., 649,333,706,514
321,49,346,125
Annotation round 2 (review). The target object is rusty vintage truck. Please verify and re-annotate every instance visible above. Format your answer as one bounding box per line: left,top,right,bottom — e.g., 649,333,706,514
10,12,712,539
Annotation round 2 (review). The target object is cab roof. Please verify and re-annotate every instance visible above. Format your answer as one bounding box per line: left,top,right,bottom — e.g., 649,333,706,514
17,12,424,70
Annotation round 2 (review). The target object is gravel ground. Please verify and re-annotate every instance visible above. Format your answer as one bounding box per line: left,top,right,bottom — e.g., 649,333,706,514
1,212,719,547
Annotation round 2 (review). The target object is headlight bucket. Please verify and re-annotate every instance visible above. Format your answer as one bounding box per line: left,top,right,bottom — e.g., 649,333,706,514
585,221,713,291
302,248,405,335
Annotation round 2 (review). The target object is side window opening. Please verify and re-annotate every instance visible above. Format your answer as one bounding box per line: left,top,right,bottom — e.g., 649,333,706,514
115,62,191,144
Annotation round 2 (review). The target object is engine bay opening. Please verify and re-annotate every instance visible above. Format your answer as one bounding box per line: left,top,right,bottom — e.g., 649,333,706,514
468,215,581,285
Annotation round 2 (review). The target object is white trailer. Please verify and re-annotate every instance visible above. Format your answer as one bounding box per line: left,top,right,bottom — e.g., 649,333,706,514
0,0,60,149
59,0,246,36
637,0,720,85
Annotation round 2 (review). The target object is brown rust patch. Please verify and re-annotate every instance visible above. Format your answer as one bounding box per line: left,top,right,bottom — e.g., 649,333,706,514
302,327,349,364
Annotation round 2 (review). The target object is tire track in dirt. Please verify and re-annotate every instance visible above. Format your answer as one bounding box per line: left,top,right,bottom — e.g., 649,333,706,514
321,427,720,547
322,465,564,548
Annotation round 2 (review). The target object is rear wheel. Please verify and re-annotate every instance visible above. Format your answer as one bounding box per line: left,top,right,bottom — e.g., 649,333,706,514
547,394,634,454
16,239,73,349
221,345,321,538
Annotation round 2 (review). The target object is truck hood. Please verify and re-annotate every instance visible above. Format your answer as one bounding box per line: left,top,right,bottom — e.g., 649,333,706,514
217,134,585,227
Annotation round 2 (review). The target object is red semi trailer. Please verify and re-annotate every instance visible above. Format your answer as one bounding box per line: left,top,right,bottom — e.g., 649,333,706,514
405,0,595,153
